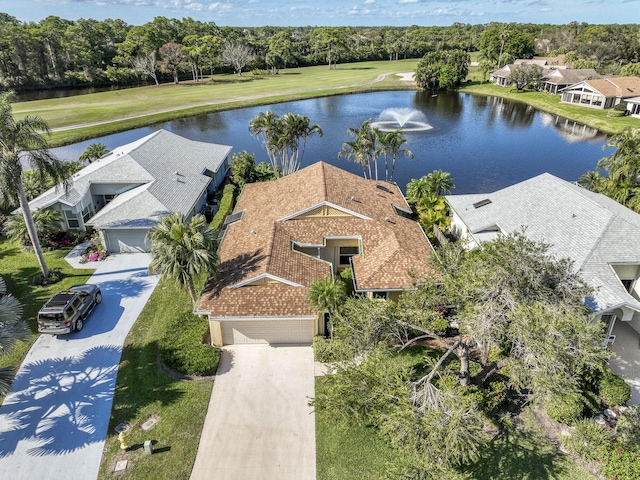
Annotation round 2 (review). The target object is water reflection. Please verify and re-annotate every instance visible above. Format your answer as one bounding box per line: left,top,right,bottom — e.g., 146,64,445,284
50,91,608,194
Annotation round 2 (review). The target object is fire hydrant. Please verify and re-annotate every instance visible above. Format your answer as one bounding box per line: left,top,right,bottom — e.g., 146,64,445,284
118,431,130,451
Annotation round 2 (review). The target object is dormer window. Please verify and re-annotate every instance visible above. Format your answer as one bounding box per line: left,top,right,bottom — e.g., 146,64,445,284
339,246,359,265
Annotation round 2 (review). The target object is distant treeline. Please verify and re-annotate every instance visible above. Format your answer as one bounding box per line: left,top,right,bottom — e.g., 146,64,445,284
0,13,638,90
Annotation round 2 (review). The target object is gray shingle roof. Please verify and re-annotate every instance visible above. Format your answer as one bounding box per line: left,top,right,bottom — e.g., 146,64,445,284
25,129,232,227
446,173,640,314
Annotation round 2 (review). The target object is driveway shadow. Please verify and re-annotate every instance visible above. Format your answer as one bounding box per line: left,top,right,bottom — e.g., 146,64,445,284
0,346,122,458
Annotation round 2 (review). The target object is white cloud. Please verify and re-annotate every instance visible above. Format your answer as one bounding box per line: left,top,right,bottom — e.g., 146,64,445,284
364,0,375,4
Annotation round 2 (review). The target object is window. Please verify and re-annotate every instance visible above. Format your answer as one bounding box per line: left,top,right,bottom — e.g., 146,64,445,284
622,279,633,293
82,204,93,222
64,210,79,229
104,194,117,204
339,246,359,265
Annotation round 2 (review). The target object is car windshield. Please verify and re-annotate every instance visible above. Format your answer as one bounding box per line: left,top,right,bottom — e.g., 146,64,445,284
39,313,65,322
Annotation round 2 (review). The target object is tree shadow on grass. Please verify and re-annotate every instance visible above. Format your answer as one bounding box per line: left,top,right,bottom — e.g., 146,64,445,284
462,425,570,480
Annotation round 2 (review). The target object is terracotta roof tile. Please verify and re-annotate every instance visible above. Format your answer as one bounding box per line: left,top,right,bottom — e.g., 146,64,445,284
198,162,437,317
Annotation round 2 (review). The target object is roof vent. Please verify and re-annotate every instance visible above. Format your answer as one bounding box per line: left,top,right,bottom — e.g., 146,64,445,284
250,229,256,235
385,216,391,222
473,199,492,209
351,196,356,201
376,184,392,193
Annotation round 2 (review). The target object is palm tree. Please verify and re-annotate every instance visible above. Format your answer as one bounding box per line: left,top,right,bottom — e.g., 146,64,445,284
406,175,432,205
4,209,62,247
249,111,322,177
425,169,455,196
339,120,379,179
0,277,30,395
146,213,218,307
79,142,109,164
0,91,69,278
379,129,413,182
308,275,347,338
577,170,607,192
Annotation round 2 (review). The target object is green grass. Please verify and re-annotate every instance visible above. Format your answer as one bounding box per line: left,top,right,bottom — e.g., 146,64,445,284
11,60,420,147
97,278,213,480
0,238,93,376
316,376,398,480
315,346,596,480
459,82,638,135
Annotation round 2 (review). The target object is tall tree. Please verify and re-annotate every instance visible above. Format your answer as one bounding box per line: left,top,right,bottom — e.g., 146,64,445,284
0,91,68,278
221,42,254,76
147,213,218,307
131,51,159,85
158,42,186,84
249,111,322,176
378,130,413,182
338,120,380,180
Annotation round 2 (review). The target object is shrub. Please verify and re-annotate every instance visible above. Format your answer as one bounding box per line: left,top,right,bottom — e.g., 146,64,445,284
545,392,585,424
313,336,353,363
159,313,221,376
599,370,631,406
560,419,610,460
616,405,640,447
211,183,236,232
599,441,640,480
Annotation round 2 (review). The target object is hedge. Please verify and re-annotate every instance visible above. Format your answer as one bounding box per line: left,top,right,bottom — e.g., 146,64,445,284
159,312,221,376
211,183,236,232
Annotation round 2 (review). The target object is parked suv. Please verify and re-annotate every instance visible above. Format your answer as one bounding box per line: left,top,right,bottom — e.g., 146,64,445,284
37,284,102,335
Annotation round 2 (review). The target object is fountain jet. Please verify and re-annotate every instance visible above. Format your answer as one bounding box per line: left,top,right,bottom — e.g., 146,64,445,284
370,107,433,132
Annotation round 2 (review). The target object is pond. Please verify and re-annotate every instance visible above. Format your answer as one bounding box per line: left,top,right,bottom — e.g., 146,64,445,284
51,90,609,195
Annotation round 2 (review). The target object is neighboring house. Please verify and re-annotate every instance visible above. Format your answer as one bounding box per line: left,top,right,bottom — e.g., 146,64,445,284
445,173,640,348
196,162,437,347
626,96,640,118
560,76,640,109
542,68,602,94
21,129,232,253
490,62,551,88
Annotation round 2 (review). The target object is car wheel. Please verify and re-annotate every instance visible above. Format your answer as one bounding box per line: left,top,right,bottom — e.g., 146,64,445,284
76,318,83,332
95,292,102,304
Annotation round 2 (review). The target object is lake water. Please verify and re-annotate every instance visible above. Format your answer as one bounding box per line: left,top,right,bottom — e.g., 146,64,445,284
51,90,609,195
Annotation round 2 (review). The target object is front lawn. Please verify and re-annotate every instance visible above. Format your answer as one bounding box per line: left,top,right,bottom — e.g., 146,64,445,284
97,278,213,479
0,238,94,379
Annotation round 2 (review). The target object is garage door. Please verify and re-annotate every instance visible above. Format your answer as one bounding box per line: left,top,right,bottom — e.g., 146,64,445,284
222,319,314,345
105,229,150,253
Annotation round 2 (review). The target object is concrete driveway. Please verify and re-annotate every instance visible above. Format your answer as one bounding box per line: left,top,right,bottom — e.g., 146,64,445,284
190,345,316,480
0,253,158,479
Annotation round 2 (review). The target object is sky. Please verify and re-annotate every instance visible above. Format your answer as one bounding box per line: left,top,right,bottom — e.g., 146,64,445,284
0,0,637,27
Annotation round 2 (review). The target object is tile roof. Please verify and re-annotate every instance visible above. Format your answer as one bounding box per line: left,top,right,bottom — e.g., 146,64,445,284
198,162,437,318
446,173,640,314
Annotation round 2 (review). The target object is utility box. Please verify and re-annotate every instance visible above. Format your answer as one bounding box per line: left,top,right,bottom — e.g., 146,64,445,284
144,440,154,455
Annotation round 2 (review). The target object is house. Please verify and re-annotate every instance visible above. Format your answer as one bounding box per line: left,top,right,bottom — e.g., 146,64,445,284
626,96,640,118
445,173,640,348
196,162,437,347
22,129,232,253
542,68,602,95
490,62,552,88
560,76,640,109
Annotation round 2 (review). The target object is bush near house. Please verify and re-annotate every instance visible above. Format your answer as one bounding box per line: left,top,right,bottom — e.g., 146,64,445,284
599,370,631,406
159,312,221,376
211,183,236,232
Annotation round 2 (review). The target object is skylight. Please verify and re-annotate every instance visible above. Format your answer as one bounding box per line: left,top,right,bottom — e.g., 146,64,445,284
473,199,492,209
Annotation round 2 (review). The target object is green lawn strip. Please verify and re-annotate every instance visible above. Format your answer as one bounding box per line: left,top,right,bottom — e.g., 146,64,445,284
12,60,420,146
315,376,398,480
315,346,595,480
0,238,93,378
98,278,213,480
459,82,637,135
